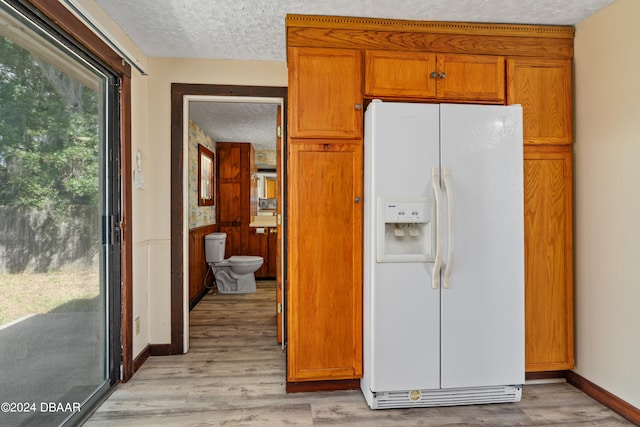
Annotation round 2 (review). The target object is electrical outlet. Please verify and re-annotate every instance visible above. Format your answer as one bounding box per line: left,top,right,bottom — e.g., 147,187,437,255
135,316,140,335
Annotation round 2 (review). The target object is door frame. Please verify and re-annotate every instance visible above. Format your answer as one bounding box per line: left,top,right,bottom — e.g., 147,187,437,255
170,84,287,353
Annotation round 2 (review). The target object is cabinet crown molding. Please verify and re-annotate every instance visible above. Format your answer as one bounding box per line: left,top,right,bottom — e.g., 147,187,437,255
286,14,575,39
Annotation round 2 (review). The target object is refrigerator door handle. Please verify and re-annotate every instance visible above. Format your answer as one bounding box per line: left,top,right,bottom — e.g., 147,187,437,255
443,167,454,289
431,167,442,289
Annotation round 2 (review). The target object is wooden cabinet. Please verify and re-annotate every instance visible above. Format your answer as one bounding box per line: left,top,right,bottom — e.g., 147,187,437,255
216,142,255,256
507,58,572,145
510,57,575,372
248,226,277,279
365,51,505,103
287,142,363,382
288,47,363,139
365,51,436,99
523,145,574,371
287,46,364,383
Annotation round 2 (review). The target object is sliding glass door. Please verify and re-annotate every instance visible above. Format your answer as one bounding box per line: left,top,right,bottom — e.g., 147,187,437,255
0,2,120,425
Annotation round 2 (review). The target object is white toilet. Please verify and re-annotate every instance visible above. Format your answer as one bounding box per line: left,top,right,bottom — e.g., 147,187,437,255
204,232,263,294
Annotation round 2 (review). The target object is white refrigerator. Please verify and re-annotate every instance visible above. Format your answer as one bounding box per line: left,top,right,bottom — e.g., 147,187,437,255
361,100,524,409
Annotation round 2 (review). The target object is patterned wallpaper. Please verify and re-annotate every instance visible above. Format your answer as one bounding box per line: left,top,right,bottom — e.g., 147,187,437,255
255,150,276,168
189,120,216,229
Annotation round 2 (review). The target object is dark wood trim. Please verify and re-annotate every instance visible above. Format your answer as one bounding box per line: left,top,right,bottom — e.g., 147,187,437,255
286,379,360,393
171,84,288,355
24,0,134,382
525,370,566,381
170,87,185,355
119,73,134,382
132,345,150,373
565,371,640,425
149,343,175,357
25,0,130,76
132,343,174,371
189,287,209,311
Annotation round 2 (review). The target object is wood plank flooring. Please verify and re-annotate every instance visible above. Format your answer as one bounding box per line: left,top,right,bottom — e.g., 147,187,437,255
86,281,633,426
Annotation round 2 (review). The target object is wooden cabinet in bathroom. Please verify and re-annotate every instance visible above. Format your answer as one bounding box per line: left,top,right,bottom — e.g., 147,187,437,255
248,226,277,279
216,142,256,257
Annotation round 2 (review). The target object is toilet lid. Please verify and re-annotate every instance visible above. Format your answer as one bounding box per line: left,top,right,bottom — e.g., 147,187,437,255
228,255,263,265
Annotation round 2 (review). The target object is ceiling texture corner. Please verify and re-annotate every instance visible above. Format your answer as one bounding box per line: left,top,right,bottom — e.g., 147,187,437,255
95,0,615,152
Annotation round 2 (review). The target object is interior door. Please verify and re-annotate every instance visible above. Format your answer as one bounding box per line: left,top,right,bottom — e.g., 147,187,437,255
276,105,284,345
438,104,525,389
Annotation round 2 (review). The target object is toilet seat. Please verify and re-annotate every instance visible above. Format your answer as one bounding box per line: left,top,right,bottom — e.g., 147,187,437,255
228,255,263,266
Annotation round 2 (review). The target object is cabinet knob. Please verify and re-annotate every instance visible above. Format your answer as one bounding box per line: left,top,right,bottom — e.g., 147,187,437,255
354,196,361,203
439,72,446,79
355,103,362,110
430,71,438,79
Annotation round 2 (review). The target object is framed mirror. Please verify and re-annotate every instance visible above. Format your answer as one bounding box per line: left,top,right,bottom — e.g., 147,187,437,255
198,144,215,206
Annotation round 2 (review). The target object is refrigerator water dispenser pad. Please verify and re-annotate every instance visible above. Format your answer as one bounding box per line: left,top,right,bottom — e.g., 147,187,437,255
376,198,433,263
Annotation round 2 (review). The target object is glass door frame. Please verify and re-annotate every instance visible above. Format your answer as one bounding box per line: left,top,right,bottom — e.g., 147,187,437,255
0,1,131,423
7,0,134,384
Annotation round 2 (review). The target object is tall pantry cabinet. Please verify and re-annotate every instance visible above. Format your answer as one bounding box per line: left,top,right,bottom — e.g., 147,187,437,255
286,15,575,387
287,47,364,383
507,58,574,372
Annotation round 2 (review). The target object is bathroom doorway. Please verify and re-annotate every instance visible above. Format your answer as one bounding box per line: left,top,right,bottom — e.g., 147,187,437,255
170,84,287,354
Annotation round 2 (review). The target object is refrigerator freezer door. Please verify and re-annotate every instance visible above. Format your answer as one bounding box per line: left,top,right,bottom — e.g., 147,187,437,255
364,102,441,391
439,103,525,389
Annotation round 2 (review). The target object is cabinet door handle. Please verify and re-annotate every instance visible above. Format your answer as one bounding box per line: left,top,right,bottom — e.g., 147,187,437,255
439,72,446,79
355,103,362,110
430,71,438,79
354,196,361,203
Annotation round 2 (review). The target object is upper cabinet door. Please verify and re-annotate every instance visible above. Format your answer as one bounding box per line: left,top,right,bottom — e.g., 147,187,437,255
507,58,572,145
365,50,436,99
436,54,505,103
289,47,363,139
364,51,504,103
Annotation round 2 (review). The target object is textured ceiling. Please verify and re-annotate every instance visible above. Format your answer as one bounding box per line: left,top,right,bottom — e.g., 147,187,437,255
189,101,279,158
95,0,615,154
95,0,615,61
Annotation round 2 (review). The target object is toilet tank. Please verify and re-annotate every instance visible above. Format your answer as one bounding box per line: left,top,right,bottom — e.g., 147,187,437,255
204,232,226,263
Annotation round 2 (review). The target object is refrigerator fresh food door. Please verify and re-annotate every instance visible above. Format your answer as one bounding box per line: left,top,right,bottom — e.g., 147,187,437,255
438,103,525,389
364,101,441,391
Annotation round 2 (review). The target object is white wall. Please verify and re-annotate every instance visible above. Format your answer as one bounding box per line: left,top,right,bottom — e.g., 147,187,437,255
130,70,150,357
574,0,640,409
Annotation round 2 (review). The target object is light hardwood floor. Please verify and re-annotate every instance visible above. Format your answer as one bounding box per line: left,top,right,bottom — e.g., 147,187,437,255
86,281,632,426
